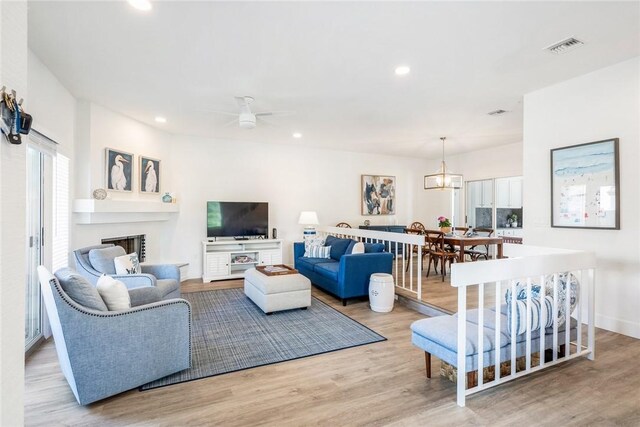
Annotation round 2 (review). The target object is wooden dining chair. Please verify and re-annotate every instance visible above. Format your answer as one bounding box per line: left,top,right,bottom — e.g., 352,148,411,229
404,227,427,272
335,222,352,228
464,227,494,261
409,221,426,232
424,230,458,282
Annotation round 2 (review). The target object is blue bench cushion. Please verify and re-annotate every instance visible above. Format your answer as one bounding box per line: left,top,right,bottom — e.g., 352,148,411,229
411,308,578,372
314,262,340,281
325,236,353,260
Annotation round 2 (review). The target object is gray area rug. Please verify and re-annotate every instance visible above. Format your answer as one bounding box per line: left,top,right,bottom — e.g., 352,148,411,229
140,288,385,390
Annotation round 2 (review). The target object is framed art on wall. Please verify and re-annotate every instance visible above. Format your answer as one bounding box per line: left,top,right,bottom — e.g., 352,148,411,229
105,148,133,192
551,138,619,229
361,174,396,215
140,156,160,193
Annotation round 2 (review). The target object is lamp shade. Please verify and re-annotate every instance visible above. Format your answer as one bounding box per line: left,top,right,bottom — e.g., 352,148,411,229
298,211,319,225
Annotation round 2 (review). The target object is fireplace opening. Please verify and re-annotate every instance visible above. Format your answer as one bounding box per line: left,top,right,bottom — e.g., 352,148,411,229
101,234,146,262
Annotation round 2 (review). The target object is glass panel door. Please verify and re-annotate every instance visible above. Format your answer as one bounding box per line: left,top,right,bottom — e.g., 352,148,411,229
25,146,44,350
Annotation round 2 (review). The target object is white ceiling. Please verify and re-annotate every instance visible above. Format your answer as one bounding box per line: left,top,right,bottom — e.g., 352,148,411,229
28,1,640,158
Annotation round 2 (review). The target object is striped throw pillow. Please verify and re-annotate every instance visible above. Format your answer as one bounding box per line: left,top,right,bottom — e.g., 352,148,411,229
304,245,331,258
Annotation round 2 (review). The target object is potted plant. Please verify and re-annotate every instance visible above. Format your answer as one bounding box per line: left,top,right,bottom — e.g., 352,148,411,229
438,216,452,234
508,213,518,228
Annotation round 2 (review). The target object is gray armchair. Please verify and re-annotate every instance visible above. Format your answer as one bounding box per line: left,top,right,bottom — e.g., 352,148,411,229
37,266,191,405
73,244,180,299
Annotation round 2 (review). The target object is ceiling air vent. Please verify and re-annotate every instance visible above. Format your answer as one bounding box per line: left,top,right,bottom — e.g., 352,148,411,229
488,109,507,116
545,37,584,54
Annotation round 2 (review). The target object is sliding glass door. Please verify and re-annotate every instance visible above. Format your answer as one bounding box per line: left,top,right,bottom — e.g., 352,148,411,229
25,145,52,352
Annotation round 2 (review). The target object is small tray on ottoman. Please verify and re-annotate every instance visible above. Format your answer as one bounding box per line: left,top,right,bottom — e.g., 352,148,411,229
256,264,299,276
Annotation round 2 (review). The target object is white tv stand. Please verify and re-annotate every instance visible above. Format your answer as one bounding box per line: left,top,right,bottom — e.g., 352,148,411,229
202,239,283,282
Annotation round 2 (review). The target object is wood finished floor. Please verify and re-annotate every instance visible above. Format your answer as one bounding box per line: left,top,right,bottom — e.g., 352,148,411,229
24,279,640,426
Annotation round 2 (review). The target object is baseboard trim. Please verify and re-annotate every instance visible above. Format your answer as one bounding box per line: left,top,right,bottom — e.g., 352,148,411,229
596,314,640,339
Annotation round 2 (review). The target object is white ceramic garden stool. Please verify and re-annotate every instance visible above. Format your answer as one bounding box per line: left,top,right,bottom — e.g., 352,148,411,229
369,273,395,313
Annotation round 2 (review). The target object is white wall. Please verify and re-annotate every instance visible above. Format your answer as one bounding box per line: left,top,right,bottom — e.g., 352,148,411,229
27,50,75,159
523,57,640,338
0,2,27,424
170,135,428,278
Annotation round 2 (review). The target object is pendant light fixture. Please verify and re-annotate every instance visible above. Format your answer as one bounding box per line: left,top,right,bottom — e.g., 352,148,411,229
424,137,463,190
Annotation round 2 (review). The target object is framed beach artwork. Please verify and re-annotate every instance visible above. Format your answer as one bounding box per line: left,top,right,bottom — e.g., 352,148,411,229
105,148,133,192
140,156,160,193
551,138,619,229
361,174,396,215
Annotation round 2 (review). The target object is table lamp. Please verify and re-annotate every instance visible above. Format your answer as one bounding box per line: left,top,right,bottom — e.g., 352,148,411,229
298,211,319,237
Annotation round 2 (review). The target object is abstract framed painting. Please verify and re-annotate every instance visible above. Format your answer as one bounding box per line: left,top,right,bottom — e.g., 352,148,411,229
551,138,619,229
361,175,396,215
105,148,133,192
139,156,160,194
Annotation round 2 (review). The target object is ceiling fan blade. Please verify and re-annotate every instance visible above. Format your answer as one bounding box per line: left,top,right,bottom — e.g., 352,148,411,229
221,117,239,128
254,111,295,117
196,108,238,117
256,116,281,127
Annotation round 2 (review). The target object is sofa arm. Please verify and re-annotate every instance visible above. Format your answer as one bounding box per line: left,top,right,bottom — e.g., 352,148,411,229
293,242,306,260
338,253,394,298
141,264,180,283
113,273,157,289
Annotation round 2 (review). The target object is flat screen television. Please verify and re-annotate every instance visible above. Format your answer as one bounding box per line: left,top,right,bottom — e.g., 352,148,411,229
207,201,268,238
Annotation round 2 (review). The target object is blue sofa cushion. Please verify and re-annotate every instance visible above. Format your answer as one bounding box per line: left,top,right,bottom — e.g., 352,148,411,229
314,262,340,282
325,236,354,261
296,257,333,272
364,243,385,253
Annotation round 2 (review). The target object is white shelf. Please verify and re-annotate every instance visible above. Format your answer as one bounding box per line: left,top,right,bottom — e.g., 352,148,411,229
73,199,179,224
202,239,283,282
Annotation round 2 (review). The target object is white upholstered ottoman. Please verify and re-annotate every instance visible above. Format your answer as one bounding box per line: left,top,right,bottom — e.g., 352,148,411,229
244,268,312,314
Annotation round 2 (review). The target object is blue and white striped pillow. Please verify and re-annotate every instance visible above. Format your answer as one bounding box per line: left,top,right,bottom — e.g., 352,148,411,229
506,295,554,336
304,245,331,259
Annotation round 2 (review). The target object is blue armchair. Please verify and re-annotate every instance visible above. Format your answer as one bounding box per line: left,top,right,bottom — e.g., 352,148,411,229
73,244,180,299
37,266,191,405
294,236,394,305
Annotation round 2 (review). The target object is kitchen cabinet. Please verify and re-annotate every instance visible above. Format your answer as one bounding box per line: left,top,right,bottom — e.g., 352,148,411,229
496,176,522,208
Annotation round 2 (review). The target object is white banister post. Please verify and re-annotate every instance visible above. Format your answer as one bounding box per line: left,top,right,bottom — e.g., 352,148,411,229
477,282,484,388
417,245,422,301
587,268,596,360
494,280,501,382
456,285,467,407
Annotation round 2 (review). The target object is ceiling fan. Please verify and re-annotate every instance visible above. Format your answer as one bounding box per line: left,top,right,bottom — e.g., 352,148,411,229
204,96,293,129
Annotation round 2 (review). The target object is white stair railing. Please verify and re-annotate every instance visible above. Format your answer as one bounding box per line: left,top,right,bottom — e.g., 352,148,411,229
450,244,596,407
316,226,425,300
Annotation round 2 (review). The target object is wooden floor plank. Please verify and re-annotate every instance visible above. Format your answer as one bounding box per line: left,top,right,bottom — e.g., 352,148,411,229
24,280,640,426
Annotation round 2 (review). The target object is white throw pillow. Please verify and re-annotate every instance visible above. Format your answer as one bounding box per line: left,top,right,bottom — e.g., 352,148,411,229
113,253,141,275
96,275,131,311
351,242,365,254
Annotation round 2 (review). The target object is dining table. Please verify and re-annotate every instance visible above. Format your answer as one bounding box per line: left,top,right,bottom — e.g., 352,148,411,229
443,235,504,263
404,228,504,263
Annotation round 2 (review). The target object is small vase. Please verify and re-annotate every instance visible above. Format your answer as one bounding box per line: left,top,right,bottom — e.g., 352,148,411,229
162,192,173,203
512,222,518,228
440,226,451,234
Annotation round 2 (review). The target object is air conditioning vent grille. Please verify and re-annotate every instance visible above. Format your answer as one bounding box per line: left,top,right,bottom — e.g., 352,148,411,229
545,37,584,54
488,109,507,116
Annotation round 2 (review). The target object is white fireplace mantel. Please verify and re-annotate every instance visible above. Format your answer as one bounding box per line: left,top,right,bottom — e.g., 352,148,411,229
73,199,179,224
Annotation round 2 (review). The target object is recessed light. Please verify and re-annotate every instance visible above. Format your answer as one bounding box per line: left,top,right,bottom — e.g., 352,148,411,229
155,116,167,123
128,0,152,12
394,65,411,76
292,133,302,139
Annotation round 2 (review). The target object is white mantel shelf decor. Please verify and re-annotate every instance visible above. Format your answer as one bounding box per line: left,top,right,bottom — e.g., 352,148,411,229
73,199,179,224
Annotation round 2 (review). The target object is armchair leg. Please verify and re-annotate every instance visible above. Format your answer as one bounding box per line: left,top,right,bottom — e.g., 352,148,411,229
342,298,347,307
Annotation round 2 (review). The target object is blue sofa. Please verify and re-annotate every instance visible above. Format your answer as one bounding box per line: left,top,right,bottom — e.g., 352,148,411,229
294,235,394,305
